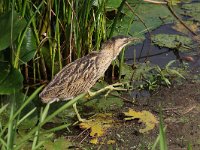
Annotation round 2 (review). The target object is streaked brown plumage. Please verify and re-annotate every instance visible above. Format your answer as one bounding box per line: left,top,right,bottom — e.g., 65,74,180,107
39,36,137,104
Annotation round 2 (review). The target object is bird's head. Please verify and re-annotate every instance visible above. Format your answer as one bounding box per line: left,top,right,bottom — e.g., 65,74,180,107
101,35,139,59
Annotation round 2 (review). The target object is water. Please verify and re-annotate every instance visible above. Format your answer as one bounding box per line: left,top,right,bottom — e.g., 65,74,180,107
126,23,199,68
125,23,200,98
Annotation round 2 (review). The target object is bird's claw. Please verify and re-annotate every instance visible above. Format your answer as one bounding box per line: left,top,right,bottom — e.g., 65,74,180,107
88,90,95,97
87,83,128,98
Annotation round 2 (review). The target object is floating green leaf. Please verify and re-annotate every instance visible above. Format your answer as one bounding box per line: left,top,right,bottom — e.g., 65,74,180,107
130,4,173,35
181,3,200,22
152,34,193,51
0,10,26,51
107,1,174,38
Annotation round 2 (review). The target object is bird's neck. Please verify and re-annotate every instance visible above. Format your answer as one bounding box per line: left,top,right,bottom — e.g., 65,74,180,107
100,46,122,61
96,46,124,75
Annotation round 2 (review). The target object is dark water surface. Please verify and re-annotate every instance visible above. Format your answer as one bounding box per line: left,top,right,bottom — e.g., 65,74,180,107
126,23,200,71
125,22,200,98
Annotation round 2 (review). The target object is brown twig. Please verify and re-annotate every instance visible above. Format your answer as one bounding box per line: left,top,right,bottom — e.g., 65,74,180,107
125,1,153,62
143,0,167,4
125,50,170,61
182,105,196,115
125,1,151,37
78,130,90,145
165,1,197,36
162,106,183,111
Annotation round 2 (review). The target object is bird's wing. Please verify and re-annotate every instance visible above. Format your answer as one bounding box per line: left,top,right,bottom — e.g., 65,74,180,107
40,52,100,101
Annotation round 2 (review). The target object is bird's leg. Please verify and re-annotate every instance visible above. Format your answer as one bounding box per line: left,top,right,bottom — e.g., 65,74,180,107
104,90,111,97
87,90,96,97
88,82,127,98
104,83,127,97
106,83,127,91
73,103,85,122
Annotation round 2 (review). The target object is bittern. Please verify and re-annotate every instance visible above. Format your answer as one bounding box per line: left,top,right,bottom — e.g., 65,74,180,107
39,35,138,121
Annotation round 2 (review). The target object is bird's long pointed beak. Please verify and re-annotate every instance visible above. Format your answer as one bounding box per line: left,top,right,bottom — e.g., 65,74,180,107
128,37,142,42
125,37,141,46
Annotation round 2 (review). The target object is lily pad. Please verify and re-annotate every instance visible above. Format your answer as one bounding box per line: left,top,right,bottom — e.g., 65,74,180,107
181,3,200,22
130,3,174,34
107,1,174,38
0,10,26,51
152,34,193,52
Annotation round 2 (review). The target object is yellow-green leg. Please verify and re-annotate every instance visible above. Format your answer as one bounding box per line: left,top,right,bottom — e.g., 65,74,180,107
73,103,85,122
88,83,127,97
